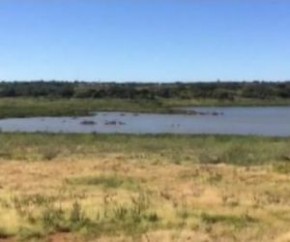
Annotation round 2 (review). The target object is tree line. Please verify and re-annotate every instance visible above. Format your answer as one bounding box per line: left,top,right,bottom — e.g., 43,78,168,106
0,81,290,100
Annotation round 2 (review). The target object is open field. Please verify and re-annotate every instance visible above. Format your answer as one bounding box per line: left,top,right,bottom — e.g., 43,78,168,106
1,97,290,119
1,134,290,241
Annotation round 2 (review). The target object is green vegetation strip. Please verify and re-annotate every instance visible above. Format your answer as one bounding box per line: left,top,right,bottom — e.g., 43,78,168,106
0,98,168,119
0,133,290,166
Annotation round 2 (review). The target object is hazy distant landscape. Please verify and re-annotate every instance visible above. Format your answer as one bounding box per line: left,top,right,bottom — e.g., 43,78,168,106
0,81,290,119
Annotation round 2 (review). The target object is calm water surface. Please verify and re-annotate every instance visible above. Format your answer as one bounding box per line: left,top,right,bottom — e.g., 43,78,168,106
0,107,290,136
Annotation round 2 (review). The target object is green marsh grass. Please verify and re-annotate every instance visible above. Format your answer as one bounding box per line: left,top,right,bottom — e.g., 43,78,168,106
0,133,289,165
0,98,166,119
1,97,290,119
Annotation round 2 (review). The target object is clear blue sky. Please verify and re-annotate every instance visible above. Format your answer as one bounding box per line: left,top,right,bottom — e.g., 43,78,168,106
0,0,290,82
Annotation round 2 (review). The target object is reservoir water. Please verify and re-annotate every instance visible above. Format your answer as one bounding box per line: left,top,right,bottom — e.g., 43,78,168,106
0,107,290,136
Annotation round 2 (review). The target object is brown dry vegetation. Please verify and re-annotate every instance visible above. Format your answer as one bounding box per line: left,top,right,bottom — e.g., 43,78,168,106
1,134,290,241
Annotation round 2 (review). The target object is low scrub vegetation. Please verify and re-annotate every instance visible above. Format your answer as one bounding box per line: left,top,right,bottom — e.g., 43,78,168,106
1,81,290,100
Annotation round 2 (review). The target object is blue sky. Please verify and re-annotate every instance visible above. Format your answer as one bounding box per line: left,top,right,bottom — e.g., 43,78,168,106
0,0,290,82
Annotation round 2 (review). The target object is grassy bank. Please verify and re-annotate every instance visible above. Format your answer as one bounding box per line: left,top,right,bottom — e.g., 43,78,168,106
163,97,290,108
0,98,166,119
1,97,290,119
1,134,290,241
1,133,290,165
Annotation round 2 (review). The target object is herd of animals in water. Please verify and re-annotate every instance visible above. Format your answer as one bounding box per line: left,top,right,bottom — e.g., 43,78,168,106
79,110,224,126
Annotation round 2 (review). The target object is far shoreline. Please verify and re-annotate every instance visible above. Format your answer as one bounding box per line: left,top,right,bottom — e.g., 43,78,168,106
1,97,290,119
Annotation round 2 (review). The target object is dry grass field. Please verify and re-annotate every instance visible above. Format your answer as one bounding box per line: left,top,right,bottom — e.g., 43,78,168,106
1,134,290,242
